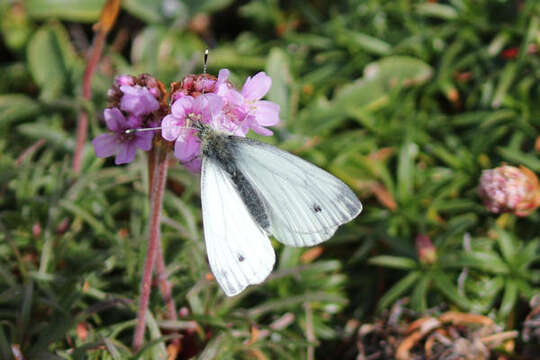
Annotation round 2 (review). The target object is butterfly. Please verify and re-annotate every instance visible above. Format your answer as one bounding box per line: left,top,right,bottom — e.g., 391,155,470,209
197,122,363,296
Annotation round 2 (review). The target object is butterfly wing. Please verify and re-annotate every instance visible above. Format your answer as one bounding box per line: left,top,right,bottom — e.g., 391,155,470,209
232,137,362,247
201,156,275,296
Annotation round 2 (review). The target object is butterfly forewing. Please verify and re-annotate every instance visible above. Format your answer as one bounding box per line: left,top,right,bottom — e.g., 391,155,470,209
232,137,362,247
201,156,275,296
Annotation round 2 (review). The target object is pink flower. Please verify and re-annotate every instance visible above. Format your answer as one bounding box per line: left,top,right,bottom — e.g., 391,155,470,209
160,69,281,173
120,85,160,117
92,108,153,165
215,70,280,136
162,94,223,170
240,72,280,136
478,165,540,216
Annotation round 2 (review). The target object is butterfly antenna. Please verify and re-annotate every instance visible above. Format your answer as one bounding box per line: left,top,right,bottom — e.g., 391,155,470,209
203,49,209,74
125,127,162,134
125,125,198,134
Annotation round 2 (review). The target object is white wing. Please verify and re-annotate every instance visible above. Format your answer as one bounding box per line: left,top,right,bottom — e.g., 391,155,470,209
201,156,275,296
233,138,362,247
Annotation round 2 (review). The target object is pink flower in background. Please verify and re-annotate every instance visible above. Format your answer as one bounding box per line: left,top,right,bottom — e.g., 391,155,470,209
120,85,160,117
92,108,153,165
162,94,223,169
478,165,540,216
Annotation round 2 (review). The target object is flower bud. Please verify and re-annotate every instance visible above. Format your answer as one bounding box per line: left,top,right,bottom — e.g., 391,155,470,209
415,234,437,265
478,165,540,216
170,74,217,100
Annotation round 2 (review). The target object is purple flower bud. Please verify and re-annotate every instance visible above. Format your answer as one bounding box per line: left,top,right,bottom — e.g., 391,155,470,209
114,74,135,87
119,85,160,117
478,165,540,216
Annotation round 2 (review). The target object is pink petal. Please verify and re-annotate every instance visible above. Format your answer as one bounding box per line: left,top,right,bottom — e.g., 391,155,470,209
92,133,119,158
174,132,200,162
241,72,272,100
215,69,230,96
254,100,280,126
161,114,184,141
115,141,137,164
103,108,125,132
183,157,202,173
171,96,192,117
251,123,274,136
201,94,223,121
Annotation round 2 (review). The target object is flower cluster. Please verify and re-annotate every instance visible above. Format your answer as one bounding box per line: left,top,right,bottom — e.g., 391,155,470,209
93,70,280,172
478,165,540,217
93,74,165,164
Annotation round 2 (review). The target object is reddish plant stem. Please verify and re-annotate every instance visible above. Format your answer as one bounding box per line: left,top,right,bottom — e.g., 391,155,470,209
147,150,178,321
73,30,106,174
133,147,169,352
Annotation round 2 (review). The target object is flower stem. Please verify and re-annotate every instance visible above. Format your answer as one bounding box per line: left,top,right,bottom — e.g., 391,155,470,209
133,147,169,352
73,31,105,174
147,149,178,322
73,0,120,174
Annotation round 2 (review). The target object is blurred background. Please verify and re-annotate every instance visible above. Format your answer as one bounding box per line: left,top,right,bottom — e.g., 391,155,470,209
1,0,539,359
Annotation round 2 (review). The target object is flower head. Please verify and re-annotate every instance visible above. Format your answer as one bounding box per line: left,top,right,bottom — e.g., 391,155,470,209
218,71,280,136
92,108,153,165
478,165,540,216
162,69,281,172
161,94,223,171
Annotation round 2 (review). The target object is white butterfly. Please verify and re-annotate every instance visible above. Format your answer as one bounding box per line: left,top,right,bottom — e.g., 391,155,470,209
198,123,363,296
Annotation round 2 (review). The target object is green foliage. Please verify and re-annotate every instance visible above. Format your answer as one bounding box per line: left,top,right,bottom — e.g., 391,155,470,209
0,0,539,359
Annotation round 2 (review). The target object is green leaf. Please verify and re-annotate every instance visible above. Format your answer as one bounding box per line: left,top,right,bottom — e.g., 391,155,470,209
494,228,517,265
17,122,74,151
26,24,79,100
497,147,540,172
266,47,291,124
397,142,419,203
0,95,41,127
377,271,421,311
499,281,518,317
122,0,165,23
363,56,433,87
368,255,418,270
452,252,510,275
348,32,392,56
27,0,105,22
410,274,430,312
432,271,471,310
415,3,458,19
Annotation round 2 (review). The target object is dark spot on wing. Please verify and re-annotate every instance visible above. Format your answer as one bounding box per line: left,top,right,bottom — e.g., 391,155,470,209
238,254,245,262
313,204,322,213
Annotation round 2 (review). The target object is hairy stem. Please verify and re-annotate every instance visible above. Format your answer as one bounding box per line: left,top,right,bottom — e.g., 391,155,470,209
147,149,178,321
133,147,169,352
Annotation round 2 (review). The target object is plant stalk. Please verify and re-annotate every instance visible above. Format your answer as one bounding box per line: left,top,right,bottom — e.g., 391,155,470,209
133,147,169,352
